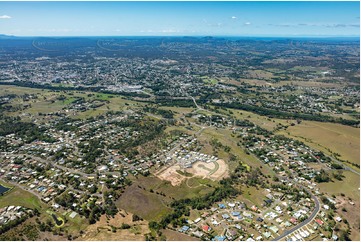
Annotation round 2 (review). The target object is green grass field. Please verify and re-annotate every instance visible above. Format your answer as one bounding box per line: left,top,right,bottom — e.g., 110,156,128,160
317,170,360,201
64,212,89,233
0,182,46,211
0,84,142,120
115,183,172,222
277,121,360,166
202,78,218,85
240,187,266,208
215,107,290,131
61,97,77,105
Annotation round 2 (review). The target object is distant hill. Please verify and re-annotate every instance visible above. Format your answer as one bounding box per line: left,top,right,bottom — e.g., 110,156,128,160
0,34,16,39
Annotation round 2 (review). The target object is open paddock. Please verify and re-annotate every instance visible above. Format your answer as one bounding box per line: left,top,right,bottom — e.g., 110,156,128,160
278,121,360,166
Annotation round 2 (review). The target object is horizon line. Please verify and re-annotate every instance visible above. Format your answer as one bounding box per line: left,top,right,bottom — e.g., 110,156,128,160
2,34,360,39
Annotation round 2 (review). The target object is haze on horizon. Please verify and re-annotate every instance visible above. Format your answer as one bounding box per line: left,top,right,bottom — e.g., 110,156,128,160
0,1,360,37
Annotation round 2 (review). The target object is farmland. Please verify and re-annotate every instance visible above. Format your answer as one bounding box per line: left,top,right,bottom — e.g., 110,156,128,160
277,121,360,167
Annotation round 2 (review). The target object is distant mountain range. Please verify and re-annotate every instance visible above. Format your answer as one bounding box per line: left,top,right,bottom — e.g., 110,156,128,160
0,34,359,41
0,34,17,39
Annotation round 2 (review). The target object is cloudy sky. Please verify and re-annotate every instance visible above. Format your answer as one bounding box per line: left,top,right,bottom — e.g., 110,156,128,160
0,1,359,37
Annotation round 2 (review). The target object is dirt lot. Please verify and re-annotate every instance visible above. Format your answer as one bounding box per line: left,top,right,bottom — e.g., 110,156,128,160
157,159,228,186
210,159,228,180
187,161,215,178
186,159,228,181
157,164,186,186
78,210,150,241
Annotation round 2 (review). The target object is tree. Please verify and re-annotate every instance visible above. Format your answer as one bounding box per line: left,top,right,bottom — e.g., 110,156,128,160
132,214,142,222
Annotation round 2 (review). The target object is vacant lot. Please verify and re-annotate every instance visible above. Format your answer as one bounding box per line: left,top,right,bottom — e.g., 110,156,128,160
317,171,360,201
78,210,150,241
157,158,228,185
335,196,360,241
278,121,360,166
210,159,228,180
246,69,275,80
239,187,267,208
157,164,187,186
161,229,200,241
115,184,172,222
0,181,46,211
130,176,215,202
185,159,228,181
187,161,214,178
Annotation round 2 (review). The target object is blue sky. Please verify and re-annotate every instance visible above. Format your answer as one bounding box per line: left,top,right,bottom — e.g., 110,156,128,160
0,1,359,37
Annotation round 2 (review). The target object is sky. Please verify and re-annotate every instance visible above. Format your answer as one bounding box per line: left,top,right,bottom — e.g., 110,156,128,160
0,1,360,37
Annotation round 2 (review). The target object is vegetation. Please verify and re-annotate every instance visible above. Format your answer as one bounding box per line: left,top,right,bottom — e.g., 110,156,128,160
213,102,359,126
314,169,331,183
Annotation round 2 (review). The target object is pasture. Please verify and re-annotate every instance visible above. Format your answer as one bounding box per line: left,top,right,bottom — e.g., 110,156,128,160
278,121,360,166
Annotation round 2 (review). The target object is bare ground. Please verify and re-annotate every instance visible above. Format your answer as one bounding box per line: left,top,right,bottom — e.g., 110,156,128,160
157,159,229,186
157,165,187,186
77,210,150,241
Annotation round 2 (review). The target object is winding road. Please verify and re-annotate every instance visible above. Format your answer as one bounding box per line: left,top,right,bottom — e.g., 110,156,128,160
272,186,320,241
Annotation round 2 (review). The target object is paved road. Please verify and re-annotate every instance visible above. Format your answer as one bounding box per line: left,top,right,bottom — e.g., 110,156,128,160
189,96,203,110
242,147,321,241
272,184,320,241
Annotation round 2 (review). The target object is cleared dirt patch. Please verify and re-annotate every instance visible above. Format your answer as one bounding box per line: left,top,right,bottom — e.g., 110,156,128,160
209,159,228,180
186,159,228,181
157,164,187,186
158,159,229,186
187,161,215,178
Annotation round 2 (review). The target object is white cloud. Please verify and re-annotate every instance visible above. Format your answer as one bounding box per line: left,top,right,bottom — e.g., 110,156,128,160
0,15,11,19
269,23,360,28
231,16,237,19
161,29,180,33
140,30,154,33
244,22,251,25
